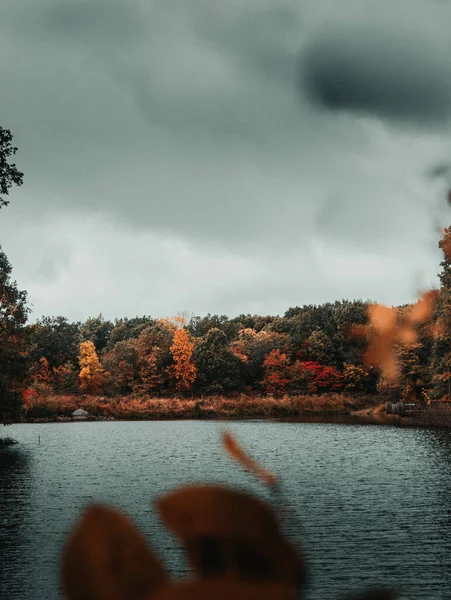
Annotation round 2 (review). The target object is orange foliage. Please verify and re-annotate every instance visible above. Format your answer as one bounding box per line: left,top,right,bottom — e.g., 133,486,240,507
78,341,106,394
230,346,249,363
22,388,38,409
169,328,197,393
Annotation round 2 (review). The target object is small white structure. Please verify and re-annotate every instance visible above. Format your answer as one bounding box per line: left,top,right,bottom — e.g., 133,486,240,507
72,408,89,420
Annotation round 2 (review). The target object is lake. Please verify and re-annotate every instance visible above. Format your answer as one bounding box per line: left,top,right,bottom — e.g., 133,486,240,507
1,421,450,599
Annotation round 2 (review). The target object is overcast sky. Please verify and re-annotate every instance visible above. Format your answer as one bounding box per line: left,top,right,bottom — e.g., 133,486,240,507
1,0,451,323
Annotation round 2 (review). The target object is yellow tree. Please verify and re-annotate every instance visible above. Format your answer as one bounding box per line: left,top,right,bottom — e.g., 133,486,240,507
169,328,197,393
78,341,105,394
342,363,369,393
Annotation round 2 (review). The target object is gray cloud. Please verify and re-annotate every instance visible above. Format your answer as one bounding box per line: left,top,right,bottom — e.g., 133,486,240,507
301,3,451,125
0,0,450,320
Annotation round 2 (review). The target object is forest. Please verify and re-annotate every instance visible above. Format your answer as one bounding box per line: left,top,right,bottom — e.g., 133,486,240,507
1,233,451,422
1,126,451,422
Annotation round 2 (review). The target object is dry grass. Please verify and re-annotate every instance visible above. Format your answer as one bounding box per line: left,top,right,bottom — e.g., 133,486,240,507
23,392,373,420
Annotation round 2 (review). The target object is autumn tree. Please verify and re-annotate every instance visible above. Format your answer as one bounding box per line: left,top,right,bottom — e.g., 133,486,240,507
301,362,343,393
231,328,290,390
34,357,53,385
101,339,139,395
261,349,291,396
342,363,369,394
169,328,197,393
53,362,80,394
0,246,30,422
78,341,106,394
286,361,343,395
269,300,370,368
134,322,175,394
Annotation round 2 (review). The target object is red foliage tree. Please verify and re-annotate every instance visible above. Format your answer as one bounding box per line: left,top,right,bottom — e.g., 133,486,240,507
261,349,291,396
299,361,343,393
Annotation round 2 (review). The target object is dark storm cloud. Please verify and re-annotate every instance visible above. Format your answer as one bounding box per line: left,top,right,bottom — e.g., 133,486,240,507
301,10,451,125
0,0,450,320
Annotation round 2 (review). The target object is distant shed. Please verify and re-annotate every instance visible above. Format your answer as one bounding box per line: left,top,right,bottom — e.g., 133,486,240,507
72,409,89,420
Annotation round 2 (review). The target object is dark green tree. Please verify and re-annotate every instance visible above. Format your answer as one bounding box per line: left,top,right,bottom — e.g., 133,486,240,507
0,126,26,423
134,322,175,394
230,328,290,390
229,314,276,333
80,314,113,352
101,339,139,395
431,228,451,400
0,246,30,422
193,328,244,395
0,126,24,209
107,316,155,348
26,316,81,370
188,314,239,342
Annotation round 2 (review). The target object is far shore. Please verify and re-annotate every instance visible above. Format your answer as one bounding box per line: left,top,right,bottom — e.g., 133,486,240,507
4,394,451,429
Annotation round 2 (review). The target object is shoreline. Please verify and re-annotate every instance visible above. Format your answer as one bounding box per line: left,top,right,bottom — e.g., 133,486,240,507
6,394,451,428
2,409,408,427
12,410,451,429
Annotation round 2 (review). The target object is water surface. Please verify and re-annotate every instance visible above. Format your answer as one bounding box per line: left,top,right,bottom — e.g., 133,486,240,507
1,421,450,599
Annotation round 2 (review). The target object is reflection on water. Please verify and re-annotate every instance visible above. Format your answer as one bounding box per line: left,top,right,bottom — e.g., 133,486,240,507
0,421,450,599
0,446,33,599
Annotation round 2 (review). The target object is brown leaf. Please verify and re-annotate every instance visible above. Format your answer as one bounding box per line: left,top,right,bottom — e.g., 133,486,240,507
353,290,437,384
61,504,167,600
407,290,438,324
364,337,399,383
155,484,306,587
367,304,396,333
396,326,417,345
222,430,278,487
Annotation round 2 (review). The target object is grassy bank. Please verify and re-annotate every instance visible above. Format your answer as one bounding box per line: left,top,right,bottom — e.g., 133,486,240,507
21,393,384,421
